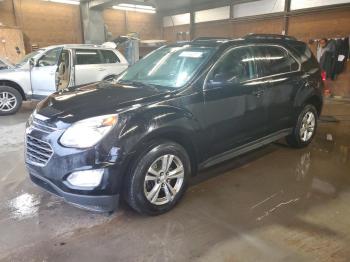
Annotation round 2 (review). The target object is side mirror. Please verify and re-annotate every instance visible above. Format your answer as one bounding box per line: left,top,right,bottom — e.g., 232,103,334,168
29,58,35,67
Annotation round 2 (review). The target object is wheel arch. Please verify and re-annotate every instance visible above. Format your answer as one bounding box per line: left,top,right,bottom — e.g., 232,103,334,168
304,95,323,117
0,80,27,100
122,127,200,184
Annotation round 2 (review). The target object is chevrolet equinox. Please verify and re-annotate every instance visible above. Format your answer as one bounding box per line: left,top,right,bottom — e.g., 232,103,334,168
25,34,323,215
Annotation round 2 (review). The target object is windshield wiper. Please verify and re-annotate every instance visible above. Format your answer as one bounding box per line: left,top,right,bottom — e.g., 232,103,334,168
118,80,161,90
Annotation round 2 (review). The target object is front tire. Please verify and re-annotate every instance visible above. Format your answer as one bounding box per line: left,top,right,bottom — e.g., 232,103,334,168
124,141,191,215
0,86,22,115
286,104,318,148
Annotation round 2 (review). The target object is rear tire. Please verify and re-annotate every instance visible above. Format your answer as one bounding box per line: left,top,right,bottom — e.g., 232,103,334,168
0,86,22,116
286,104,318,148
124,140,191,216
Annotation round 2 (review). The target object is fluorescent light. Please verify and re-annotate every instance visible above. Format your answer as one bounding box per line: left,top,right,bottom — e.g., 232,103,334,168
44,0,80,5
113,3,156,13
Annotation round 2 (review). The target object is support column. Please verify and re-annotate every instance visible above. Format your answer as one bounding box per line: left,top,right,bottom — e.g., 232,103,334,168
80,2,106,44
283,0,291,35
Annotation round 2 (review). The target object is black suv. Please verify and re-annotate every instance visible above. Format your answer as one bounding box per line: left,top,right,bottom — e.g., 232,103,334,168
25,34,323,215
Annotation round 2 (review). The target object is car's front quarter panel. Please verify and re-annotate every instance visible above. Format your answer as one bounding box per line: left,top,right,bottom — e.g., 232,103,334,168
0,67,32,98
112,92,205,169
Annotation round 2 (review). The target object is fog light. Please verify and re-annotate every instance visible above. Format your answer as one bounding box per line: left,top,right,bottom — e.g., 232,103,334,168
67,169,104,188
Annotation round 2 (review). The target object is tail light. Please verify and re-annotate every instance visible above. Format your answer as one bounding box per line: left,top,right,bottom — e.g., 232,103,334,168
321,71,326,81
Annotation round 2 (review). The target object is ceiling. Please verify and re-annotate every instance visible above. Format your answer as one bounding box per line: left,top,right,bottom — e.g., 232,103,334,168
119,0,255,12
159,0,261,12
82,0,255,13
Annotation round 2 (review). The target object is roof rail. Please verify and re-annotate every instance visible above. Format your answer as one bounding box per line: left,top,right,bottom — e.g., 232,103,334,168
244,34,297,41
192,37,232,42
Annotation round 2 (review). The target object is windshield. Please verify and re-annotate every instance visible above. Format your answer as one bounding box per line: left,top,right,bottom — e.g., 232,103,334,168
117,46,215,89
16,49,44,66
0,60,7,69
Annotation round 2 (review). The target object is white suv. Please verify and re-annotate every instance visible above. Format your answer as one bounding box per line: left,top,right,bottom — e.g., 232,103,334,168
0,44,128,115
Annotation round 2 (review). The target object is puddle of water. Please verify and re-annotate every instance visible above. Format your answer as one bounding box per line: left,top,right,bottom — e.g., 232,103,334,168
7,193,41,221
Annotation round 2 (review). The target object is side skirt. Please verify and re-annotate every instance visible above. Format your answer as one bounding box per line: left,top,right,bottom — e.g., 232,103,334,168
199,128,293,170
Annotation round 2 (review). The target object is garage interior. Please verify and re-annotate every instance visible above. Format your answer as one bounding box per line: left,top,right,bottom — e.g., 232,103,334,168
1,0,350,261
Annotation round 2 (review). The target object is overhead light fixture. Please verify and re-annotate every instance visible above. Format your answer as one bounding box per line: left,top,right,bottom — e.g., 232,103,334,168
44,0,80,5
113,3,156,13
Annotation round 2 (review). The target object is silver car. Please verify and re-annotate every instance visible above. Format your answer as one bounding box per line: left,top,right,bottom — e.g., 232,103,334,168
0,44,128,115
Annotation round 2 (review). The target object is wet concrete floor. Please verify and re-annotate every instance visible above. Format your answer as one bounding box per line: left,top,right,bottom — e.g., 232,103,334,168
0,99,350,262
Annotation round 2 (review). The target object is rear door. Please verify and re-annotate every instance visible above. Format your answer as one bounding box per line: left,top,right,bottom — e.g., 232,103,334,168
99,49,128,78
74,49,104,85
202,46,269,156
252,45,301,133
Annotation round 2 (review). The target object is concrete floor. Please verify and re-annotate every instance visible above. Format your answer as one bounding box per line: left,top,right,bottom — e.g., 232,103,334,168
1,100,350,262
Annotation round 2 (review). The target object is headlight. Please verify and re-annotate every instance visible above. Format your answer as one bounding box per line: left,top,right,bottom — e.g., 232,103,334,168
27,109,36,127
60,114,118,148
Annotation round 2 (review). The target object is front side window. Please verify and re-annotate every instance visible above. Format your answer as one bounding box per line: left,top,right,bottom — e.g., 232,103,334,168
75,49,102,65
254,46,299,77
117,46,215,89
100,50,120,63
16,49,44,66
208,47,257,85
37,48,61,67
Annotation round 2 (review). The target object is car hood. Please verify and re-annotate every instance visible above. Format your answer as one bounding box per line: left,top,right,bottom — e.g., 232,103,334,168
36,81,171,124
0,58,14,70
0,66,27,74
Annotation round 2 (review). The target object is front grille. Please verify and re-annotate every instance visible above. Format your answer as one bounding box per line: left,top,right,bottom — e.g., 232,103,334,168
32,118,57,134
26,135,53,167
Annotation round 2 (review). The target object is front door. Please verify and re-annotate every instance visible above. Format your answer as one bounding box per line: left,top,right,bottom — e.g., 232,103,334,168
202,46,269,156
31,48,62,98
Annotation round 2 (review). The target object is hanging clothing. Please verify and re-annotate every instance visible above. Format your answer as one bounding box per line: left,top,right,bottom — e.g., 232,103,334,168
317,38,348,80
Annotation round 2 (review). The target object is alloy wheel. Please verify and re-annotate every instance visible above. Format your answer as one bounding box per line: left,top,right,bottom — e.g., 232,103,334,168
299,111,316,142
144,154,185,206
0,91,17,112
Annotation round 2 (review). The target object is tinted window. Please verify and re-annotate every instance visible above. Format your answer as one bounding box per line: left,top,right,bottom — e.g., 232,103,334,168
209,47,257,83
37,48,61,67
100,50,120,63
76,49,102,65
290,43,312,64
254,46,299,77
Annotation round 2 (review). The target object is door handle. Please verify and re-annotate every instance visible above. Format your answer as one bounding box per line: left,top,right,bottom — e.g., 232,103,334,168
252,89,264,97
98,68,106,71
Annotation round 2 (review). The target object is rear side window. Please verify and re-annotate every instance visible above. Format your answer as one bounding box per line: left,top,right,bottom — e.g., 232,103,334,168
254,46,299,77
100,50,120,63
75,49,102,65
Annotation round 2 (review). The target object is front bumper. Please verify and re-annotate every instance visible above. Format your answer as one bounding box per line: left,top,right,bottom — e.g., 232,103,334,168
30,171,119,212
25,119,126,212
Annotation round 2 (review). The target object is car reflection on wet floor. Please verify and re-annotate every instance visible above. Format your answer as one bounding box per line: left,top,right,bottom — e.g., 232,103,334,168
0,100,350,261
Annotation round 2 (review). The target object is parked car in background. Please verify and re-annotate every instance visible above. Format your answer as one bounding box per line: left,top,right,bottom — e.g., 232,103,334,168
0,44,128,115
25,35,323,215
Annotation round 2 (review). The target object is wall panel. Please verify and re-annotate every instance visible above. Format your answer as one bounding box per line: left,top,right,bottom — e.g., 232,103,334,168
104,9,161,40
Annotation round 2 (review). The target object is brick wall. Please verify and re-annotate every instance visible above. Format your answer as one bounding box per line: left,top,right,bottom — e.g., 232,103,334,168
0,0,82,51
0,0,16,26
163,8,350,44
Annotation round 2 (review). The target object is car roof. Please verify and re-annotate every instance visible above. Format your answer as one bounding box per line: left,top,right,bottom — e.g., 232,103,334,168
166,34,306,51
42,44,116,51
